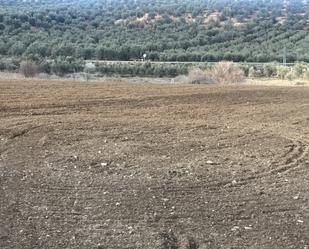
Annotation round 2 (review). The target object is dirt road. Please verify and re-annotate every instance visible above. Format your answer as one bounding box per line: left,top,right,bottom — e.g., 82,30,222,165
0,79,308,248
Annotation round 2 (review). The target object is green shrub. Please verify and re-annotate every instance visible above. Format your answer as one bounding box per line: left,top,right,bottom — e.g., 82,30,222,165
293,63,307,78
248,66,263,78
39,60,52,74
276,65,290,79
286,71,295,81
51,57,84,76
248,67,255,78
0,61,5,71
239,64,250,77
263,64,277,77
0,59,19,71
304,70,309,80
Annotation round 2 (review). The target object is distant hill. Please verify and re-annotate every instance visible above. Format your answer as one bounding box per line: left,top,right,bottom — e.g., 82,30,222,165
0,0,308,62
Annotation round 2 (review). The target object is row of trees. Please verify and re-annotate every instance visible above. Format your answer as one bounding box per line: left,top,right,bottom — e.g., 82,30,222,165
96,62,188,77
0,57,83,76
244,63,309,80
0,0,308,63
2,39,308,63
3,58,190,77
7,58,309,80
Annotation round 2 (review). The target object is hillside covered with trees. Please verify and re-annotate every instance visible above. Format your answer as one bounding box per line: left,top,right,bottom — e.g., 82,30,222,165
0,0,308,73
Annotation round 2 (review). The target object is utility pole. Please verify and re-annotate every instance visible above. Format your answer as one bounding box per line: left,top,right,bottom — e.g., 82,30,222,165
283,46,287,65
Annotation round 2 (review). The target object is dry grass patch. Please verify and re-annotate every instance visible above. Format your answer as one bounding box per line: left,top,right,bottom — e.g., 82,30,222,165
206,61,245,84
20,61,39,78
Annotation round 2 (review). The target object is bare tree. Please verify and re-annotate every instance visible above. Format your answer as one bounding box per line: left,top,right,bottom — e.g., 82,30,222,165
207,61,245,84
20,61,39,78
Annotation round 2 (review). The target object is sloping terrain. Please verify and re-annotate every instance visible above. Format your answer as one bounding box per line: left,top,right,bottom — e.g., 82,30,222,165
0,79,309,248
0,0,308,65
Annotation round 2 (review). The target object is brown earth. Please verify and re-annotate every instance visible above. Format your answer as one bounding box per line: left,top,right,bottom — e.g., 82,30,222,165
0,79,309,249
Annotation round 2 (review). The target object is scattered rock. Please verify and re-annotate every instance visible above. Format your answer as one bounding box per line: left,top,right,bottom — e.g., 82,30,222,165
231,226,240,231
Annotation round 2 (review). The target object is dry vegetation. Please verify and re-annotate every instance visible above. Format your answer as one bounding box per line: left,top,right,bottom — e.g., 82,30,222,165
187,68,214,84
19,61,39,78
206,61,245,84
178,61,245,84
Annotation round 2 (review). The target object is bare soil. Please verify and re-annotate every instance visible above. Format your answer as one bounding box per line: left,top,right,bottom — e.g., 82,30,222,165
0,79,308,249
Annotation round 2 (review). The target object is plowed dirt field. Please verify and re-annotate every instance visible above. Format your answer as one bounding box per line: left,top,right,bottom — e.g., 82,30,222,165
0,79,308,249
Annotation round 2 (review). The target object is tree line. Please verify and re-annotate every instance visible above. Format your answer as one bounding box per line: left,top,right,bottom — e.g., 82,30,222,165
0,0,308,77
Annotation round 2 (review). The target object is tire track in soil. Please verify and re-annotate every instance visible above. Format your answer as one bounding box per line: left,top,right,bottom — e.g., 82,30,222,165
222,140,309,188
0,125,41,159
1,80,309,248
